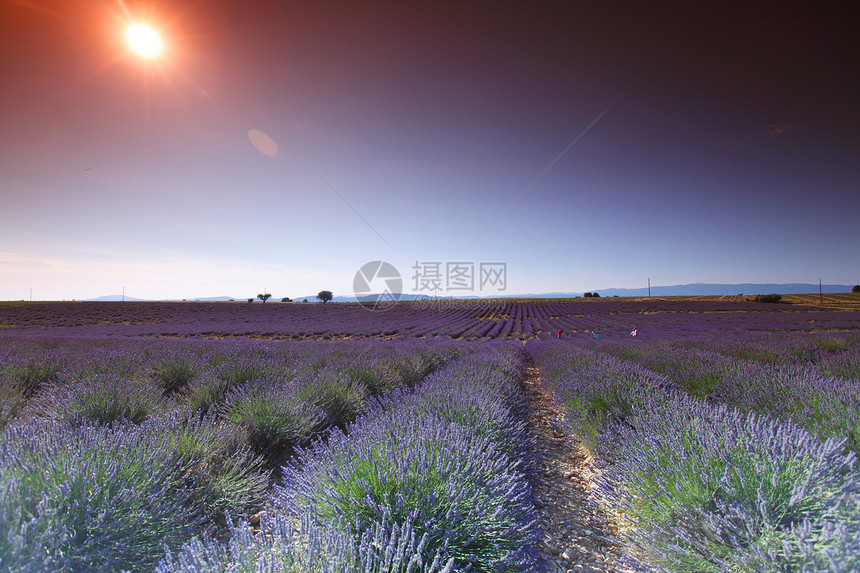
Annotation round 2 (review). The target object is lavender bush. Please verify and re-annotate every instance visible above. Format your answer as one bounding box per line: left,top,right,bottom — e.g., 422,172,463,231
603,393,860,572
372,344,532,460
0,413,269,572
182,353,288,413
528,341,671,454
220,378,329,461
275,344,542,572
157,511,455,572
163,414,270,528
0,419,199,571
598,339,860,455
529,339,860,572
296,368,370,428
152,353,200,395
277,408,540,572
35,374,172,426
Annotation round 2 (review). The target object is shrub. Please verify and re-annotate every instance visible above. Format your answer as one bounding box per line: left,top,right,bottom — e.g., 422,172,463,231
754,293,782,303
221,379,328,461
529,340,860,571
157,511,455,572
296,369,369,428
183,359,277,413
161,414,270,529
36,375,170,426
375,379,530,461
152,355,198,395
0,359,63,399
0,419,198,572
277,408,541,572
603,395,860,572
0,381,28,429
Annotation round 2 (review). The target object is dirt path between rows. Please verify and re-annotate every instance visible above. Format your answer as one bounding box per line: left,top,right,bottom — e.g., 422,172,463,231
522,361,636,573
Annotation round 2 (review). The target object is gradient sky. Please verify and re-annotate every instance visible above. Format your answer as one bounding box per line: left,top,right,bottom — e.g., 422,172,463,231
2,0,858,301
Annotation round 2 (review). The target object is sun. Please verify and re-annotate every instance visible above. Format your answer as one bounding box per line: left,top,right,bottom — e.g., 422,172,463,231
126,24,163,58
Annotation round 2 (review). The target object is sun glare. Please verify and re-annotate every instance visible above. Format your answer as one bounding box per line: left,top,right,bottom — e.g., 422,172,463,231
127,24,162,58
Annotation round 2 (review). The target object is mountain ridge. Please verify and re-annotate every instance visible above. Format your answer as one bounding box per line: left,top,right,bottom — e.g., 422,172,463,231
80,283,856,302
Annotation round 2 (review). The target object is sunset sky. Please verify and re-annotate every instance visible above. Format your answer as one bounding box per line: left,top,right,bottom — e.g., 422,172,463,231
1,1,858,301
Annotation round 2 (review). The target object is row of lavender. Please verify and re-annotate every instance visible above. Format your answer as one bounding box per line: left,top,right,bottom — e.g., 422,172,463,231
597,333,860,455
157,343,544,572
2,300,858,341
528,338,860,571
0,338,463,571
0,337,457,432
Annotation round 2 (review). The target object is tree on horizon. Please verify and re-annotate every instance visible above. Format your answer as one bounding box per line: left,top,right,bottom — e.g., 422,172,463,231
317,290,333,304
257,293,272,303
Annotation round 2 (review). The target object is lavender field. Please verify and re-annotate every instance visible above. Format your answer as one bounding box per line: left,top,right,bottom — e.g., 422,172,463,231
528,333,860,572
1,300,858,572
1,298,859,341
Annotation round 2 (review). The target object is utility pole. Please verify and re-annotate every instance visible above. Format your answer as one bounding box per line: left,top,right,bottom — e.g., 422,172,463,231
648,277,651,298
29,288,32,302
819,278,823,305
122,286,125,302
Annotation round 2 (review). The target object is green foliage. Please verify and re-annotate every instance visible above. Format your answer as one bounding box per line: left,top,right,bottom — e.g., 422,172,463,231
1,360,63,397
221,380,328,460
165,416,270,527
183,364,267,412
754,293,782,303
298,372,369,428
42,376,171,426
153,356,197,395
317,290,333,303
0,416,270,572
0,381,27,428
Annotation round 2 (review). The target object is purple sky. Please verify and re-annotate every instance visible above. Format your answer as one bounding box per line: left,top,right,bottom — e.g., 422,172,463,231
1,1,858,301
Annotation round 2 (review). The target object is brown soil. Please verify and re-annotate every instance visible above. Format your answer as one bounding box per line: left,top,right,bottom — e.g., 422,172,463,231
522,362,636,573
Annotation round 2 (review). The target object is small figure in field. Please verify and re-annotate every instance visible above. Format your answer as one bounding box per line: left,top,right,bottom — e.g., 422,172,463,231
557,329,562,339
630,327,638,337
592,331,599,340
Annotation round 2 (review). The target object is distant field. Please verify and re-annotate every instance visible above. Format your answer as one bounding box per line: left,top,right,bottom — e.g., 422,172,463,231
779,292,860,309
575,292,860,310
0,298,857,340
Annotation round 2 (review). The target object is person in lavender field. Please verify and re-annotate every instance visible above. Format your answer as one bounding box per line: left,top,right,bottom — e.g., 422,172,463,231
592,331,599,340
557,329,562,339
630,327,638,337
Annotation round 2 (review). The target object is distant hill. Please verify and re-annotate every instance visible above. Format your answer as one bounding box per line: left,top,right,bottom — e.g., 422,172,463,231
293,294,431,303
80,283,855,303
85,295,240,302
85,295,148,302
585,283,854,298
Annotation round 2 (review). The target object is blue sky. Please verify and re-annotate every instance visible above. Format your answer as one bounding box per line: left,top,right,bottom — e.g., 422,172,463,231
1,1,858,301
